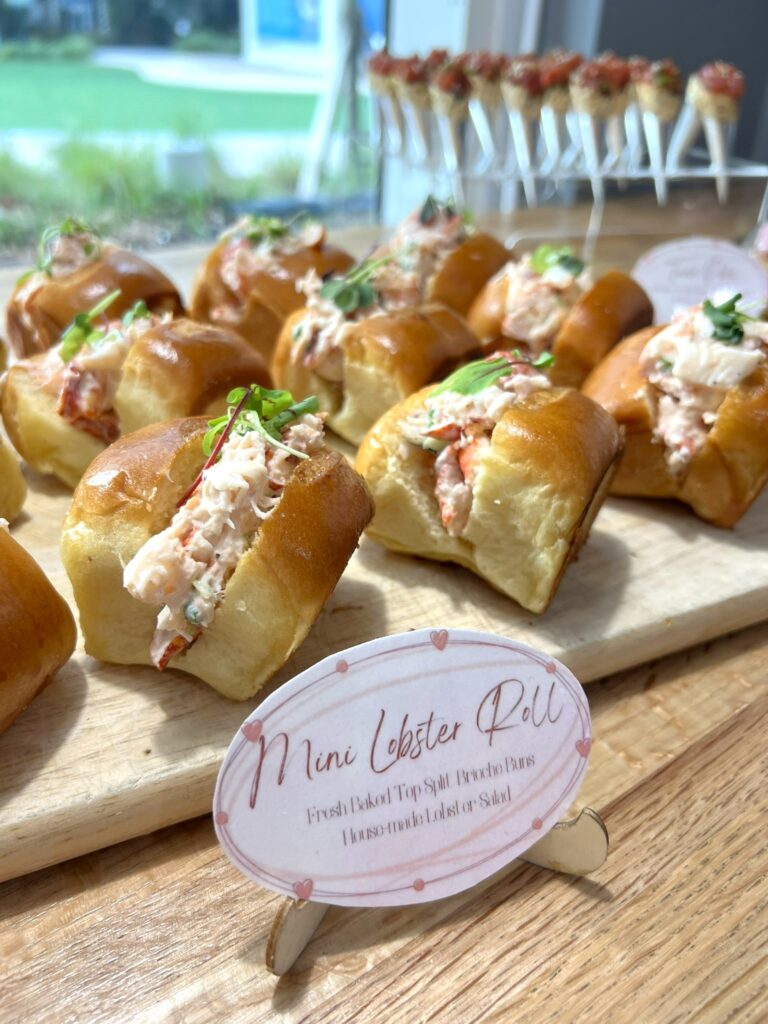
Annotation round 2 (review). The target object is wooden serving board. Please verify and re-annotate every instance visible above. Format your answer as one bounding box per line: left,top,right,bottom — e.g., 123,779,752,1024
1,471,766,884
1,228,767,886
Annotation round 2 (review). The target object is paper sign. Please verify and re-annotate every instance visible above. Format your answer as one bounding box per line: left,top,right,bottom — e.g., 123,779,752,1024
214,629,591,907
633,236,768,324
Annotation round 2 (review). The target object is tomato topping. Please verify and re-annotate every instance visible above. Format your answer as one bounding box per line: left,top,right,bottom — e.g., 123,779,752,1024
464,50,506,81
572,55,630,94
698,61,745,99
628,55,651,82
504,55,542,95
424,48,449,76
641,58,682,94
433,61,471,98
539,49,582,89
368,49,397,76
395,55,428,85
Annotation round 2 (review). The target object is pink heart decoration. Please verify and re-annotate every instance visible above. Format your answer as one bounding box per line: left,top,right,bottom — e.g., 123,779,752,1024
532,818,543,831
413,878,425,892
293,878,314,901
242,719,263,743
214,811,229,826
336,659,349,673
430,629,449,651
545,661,557,674
576,738,592,758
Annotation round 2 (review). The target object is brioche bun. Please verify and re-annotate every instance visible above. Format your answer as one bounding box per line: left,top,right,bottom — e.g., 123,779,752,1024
1,318,271,488
355,384,622,613
424,233,509,317
0,527,76,734
6,243,183,358
272,303,481,445
468,267,653,387
115,318,270,435
189,238,354,363
62,418,373,699
0,437,27,523
582,327,768,526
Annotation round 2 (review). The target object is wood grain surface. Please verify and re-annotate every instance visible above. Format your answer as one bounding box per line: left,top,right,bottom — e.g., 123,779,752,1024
2,208,768,886
1,619,765,1024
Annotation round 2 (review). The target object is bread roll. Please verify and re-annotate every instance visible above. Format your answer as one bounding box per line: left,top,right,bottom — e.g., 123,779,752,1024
7,242,183,359
0,437,27,523
356,382,622,613
272,303,481,445
582,326,768,526
0,526,76,734
189,223,354,362
62,417,373,699
115,318,270,435
1,317,270,489
468,266,653,387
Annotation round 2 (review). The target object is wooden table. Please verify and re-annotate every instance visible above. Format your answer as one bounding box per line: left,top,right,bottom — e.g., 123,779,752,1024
2,188,767,1023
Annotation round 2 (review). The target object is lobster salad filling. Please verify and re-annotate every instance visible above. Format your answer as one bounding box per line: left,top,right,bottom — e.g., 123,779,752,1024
218,215,326,299
402,352,552,537
289,257,397,382
640,294,767,474
498,244,591,354
123,387,324,669
385,196,471,296
15,218,102,330
32,292,157,443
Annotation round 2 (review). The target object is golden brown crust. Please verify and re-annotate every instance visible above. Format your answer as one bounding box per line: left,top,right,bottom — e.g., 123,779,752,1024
582,327,768,526
355,384,622,613
0,438,27,522
62,419,373,699
0,528,76,735
272,304,482,444
426,233,509,317
115,318,271,435
467,266,653,387
6,244,184,358
189,239,354,363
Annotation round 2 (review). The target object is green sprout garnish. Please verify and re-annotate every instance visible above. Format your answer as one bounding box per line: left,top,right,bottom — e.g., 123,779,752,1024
530,244,585,277
121,299,150,327
202,386,320,458
432,349,555,398
59,289,122,363
37,217,99,278
702,293,754,345
319,255,392,314
178,385,321,509
243,215,290,246
419,195,458,225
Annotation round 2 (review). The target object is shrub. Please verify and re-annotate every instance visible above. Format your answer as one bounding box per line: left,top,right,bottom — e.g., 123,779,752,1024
173,30,240,55
0,35,93,61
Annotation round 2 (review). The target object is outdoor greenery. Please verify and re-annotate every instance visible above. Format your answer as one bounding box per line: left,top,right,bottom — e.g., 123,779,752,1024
0,142,306,256
172,30,240,55
0,61,318,133
0,35,93,61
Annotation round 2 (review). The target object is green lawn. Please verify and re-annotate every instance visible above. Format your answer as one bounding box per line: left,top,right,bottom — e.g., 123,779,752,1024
0,61,319,134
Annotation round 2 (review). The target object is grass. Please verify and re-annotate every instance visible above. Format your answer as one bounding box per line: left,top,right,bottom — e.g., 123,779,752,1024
0,60,319,134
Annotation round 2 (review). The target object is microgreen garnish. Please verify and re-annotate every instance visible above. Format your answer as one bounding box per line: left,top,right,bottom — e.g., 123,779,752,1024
122,299,149,327
419,195,458,225
702,293,754,344
432,349,554,397
318,256,392,314
239,211,310,247
530,244,585,277
59,289,122,363
658,356,673,372
35,217,100,278
177,386,320,508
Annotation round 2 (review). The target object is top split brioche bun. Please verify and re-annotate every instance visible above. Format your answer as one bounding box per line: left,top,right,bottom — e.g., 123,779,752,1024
61,417,373,699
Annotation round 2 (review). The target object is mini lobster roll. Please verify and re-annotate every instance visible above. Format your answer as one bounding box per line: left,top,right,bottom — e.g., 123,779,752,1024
189,214,354,362
583,294,768,527
6,218,183,359
1,292,270,488
272,255,483,445
61,386,373,699
355,351,623,613
468,244,653,388
372,196,508,317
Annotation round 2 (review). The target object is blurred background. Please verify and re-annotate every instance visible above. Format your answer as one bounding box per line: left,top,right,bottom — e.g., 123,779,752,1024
0,0,764,262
